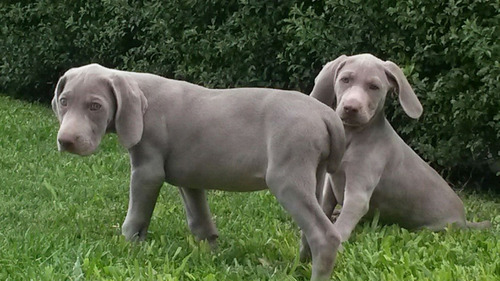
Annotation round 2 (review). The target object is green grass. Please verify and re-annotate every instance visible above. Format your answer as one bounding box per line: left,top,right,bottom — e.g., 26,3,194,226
0,94,498,281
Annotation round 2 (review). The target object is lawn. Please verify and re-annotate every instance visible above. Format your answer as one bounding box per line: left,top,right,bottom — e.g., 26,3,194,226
0,95,498,280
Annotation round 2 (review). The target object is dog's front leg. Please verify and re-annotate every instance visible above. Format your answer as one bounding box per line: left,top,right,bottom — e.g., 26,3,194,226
178,187,219,249
122,150,165,241
320,174,338,221
332,171,379,242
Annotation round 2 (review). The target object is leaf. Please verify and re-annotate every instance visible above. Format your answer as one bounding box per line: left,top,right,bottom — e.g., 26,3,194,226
43,180,58,201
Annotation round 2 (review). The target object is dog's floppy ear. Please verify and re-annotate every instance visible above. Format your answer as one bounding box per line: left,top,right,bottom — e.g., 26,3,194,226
110,74,148,149
310,55,348,109
383,61,423,119
52,75,67,117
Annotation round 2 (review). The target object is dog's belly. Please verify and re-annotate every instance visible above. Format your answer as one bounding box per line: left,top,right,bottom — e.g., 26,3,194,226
165,170,268,192
164,149,269,191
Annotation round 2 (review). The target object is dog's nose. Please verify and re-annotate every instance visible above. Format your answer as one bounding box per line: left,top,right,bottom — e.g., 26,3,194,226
58,136,75,151
343,104,359,114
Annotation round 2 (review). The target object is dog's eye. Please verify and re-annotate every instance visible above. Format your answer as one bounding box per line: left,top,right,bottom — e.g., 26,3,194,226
89,102,102,111
340,77,350,83
59,98,67,106
369,84,380,90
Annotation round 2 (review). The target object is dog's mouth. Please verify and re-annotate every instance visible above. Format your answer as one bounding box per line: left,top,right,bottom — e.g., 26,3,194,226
57,136,97,156
58,145,96,156
341,120,363,127
338,107,374,127
339,114,368,127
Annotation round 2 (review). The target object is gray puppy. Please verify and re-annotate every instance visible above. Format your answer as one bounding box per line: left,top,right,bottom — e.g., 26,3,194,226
52,63,346,281
310,54,490,244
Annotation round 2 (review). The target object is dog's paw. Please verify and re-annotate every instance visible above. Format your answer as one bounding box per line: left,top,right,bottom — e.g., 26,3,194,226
206,235,219,251
330,209,341,223
122,222,148,242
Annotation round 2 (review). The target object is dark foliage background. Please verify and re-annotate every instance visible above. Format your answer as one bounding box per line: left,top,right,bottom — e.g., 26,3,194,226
1,0,498,184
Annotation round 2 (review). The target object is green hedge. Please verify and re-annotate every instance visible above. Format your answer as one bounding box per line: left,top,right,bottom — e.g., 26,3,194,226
1,0,499,181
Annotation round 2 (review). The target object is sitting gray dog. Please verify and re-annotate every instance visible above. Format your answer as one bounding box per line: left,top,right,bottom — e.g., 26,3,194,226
308,54,490,244
52,63,346,281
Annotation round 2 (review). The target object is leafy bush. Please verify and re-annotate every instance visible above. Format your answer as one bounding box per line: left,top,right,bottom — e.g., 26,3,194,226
280,0,500,180
1,0,498,181
386,1,500,179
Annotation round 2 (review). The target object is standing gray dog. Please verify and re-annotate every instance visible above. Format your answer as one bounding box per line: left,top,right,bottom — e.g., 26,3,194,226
52,63,346,281
307,54,490,244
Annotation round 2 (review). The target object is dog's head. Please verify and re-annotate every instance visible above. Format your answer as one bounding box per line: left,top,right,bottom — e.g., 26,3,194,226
311,54,423,127
52,64,148,155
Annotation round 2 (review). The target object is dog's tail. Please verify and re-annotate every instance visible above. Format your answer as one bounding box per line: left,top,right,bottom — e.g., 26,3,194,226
324,110,346,174
466,220,492,229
